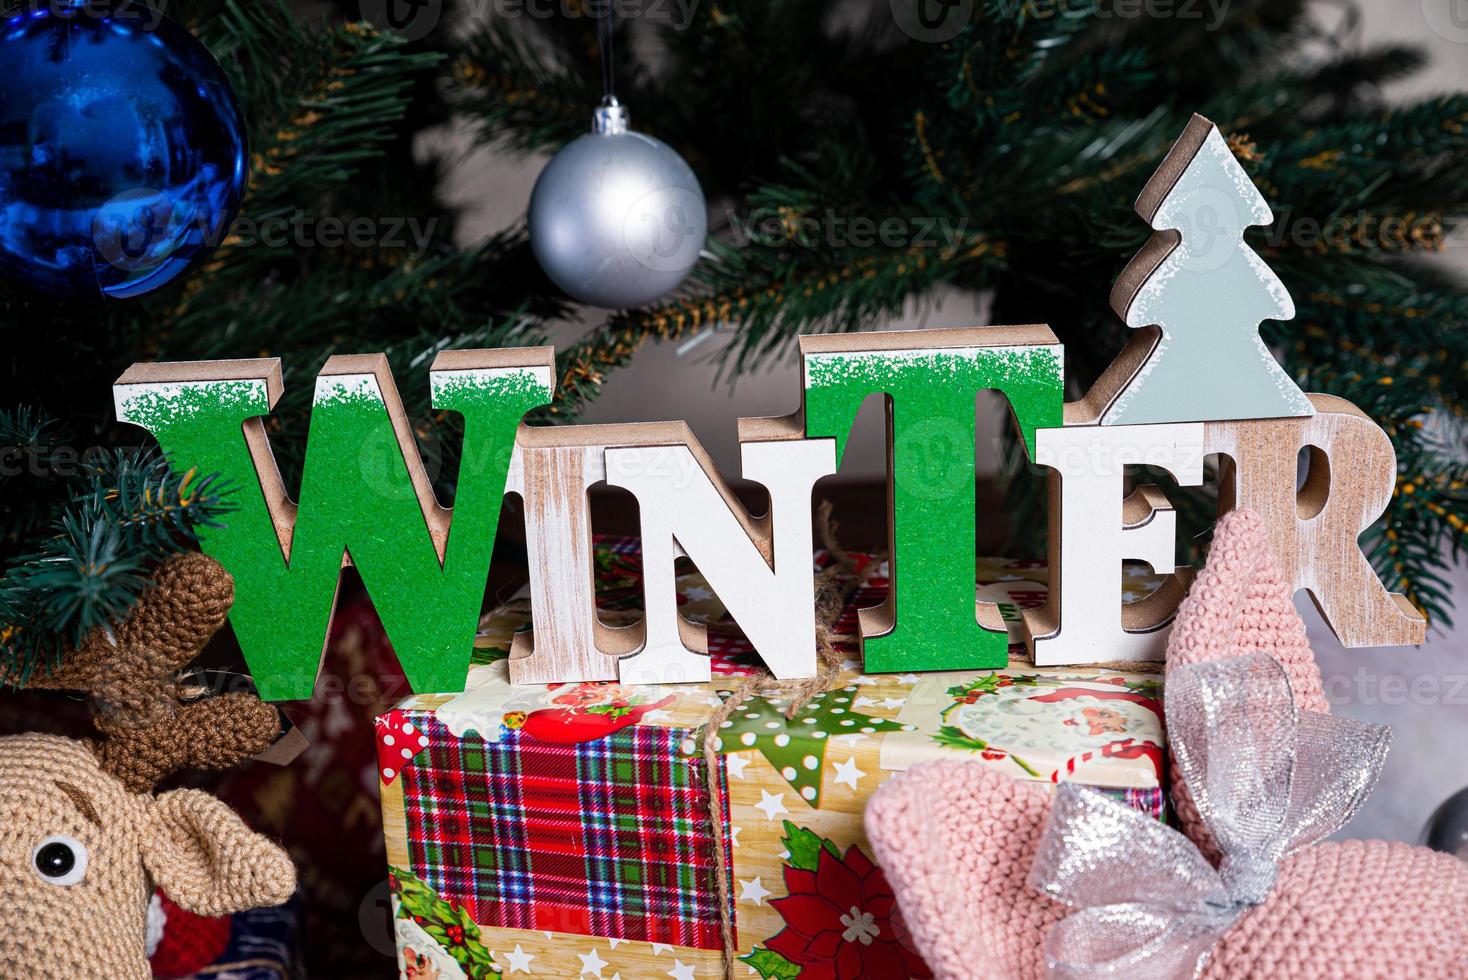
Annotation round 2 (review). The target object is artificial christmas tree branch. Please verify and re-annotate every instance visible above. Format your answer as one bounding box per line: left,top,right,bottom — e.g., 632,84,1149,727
0,409,234,679
475,2,1465,623
0,0,1462,625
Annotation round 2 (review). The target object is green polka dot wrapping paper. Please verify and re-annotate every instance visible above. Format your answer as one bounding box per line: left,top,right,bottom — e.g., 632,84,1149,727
375,542,1170,980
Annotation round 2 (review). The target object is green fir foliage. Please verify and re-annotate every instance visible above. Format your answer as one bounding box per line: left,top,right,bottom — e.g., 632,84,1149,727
457,0,1466,623
1,0,1464,628
0,409,232,679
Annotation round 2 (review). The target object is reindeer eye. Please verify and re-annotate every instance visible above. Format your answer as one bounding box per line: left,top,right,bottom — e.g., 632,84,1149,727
32,836,88,886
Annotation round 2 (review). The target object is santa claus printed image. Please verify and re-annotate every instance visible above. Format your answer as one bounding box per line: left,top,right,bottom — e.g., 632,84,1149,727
504,682,677,745
435,665,678,748
936,674,1164,784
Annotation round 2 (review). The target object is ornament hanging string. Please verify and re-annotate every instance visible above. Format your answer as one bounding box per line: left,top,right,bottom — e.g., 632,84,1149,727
597,7,617,107
528,0,706,306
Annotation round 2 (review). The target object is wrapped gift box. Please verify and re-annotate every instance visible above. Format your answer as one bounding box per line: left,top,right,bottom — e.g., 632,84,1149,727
378,543,1168,979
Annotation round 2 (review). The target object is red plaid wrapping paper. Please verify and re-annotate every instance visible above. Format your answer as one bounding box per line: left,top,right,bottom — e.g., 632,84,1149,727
379,543,1171,979
402,714,732,949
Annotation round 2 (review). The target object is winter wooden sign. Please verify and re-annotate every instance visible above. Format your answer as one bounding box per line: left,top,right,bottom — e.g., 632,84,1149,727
504,416,836,687
113,114,1425,700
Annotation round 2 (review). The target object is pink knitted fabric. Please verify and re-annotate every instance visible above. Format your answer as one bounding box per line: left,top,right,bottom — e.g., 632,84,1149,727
867,764,1468,980
1168,508,1326,857
1165,509,1326,713
866,509,1468,980
866,762,1063,980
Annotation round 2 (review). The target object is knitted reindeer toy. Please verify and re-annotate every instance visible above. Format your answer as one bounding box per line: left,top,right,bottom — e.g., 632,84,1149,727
0,553,297,980
866,510,1468,979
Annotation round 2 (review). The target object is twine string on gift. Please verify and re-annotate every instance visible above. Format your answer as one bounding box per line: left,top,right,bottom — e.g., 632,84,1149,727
478,519,1175,975
698,500,858,979
1087,657,1163,675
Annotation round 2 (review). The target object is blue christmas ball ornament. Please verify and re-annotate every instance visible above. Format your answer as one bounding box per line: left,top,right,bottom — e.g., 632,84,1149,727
0,1,247,300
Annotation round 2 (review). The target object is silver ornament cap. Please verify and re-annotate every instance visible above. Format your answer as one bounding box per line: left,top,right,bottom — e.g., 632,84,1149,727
593,98,629,135
529,98,707,309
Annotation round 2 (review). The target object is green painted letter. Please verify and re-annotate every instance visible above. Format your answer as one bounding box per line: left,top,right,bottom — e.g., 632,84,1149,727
114,349,554,699
800,327,1063,672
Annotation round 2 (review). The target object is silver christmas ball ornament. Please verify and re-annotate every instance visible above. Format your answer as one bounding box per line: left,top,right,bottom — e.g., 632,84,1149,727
529,100,707,309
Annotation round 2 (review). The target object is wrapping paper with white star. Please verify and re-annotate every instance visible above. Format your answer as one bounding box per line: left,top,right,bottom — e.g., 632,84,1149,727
376,540,1170,979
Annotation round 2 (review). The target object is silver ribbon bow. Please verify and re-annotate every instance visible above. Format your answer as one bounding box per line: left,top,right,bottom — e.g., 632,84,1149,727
1028,654,1391,979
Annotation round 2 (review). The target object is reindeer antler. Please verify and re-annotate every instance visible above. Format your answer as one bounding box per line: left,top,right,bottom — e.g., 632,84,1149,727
21,552,281,794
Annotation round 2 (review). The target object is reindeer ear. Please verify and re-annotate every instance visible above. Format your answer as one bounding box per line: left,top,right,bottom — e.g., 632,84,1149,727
141,790,296,917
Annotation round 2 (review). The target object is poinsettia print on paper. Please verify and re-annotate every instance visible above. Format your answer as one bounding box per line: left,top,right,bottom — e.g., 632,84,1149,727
743,823,931,980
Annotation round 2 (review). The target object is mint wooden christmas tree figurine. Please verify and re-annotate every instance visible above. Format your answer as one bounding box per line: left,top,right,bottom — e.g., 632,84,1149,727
1099,114,1315,426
